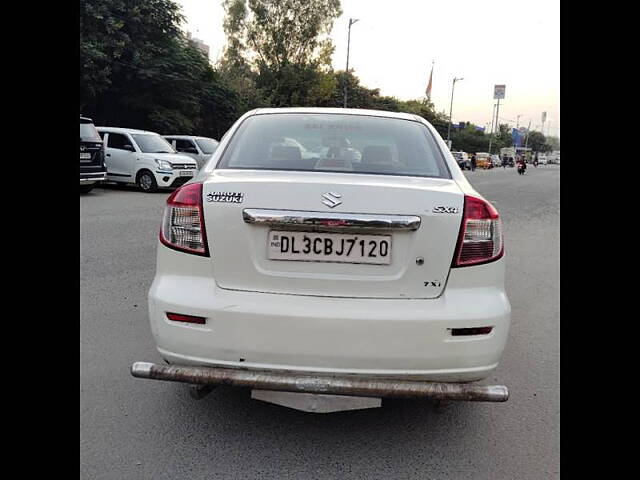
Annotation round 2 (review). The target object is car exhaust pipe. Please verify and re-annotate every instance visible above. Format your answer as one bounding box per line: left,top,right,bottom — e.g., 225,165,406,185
131,362,509,402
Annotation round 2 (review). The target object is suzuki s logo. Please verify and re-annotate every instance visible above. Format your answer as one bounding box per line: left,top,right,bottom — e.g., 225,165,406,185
322,192,342,208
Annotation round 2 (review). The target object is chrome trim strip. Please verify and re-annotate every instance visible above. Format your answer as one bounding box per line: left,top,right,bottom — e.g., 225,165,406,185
242,209,421,231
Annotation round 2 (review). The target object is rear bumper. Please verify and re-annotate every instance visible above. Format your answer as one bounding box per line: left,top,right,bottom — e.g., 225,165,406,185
80,171,106,184
148,247,511,383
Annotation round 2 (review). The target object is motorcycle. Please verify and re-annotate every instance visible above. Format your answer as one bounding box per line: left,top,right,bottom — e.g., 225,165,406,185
517,162,526,175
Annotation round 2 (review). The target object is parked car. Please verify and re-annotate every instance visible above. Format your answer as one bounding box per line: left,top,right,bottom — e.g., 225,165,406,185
131,107,511,413
80,116,107,193
163,135,219,170
452,151,470,170
475,152,493,169
537,155,548,165
96,127,198,192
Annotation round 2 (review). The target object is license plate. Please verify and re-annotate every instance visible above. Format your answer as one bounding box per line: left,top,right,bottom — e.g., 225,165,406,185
268,230,391,265
80,153,91,159
180,170,194,177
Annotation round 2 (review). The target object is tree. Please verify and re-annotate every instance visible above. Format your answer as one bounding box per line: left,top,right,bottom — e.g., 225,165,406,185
397,99,451,138
450,124,490,153
526,131,552,153
222,0,341,70
494,123,513,150
546,135,560,151
80,0,239,137
220,0,342,107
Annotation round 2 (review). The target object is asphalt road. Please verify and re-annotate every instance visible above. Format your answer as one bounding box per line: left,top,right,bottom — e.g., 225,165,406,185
80,165,560,479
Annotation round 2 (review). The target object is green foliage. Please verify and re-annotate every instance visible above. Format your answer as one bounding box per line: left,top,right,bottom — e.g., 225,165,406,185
546,135,560,151
396,99,450,137
222,0,341,71
220,0,341,109
527,131,553,153
80,0,238,137
450,124,490,153
80,0,557,150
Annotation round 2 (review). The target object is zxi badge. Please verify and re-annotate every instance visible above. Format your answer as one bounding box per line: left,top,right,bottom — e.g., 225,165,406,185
322,192,342,208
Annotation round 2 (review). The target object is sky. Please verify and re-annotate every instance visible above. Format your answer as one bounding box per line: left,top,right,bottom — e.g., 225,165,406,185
175,0,560,137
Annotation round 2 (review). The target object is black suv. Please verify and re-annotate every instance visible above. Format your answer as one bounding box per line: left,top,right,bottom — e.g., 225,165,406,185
80,116,107,193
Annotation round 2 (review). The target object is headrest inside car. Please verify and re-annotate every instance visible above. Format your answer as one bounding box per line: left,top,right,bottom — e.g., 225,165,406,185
362,145,392,165
270,145,302,162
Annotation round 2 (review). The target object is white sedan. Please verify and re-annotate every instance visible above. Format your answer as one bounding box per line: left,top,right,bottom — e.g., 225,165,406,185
132,108,511,412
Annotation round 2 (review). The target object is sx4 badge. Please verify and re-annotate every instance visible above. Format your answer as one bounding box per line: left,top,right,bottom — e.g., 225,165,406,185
432,206,458,214
206,192,244,203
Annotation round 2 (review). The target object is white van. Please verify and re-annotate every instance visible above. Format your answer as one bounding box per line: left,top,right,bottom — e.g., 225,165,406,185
97,127,198,192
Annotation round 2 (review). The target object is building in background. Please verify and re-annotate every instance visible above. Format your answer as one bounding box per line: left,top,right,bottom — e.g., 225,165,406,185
186,32,210,59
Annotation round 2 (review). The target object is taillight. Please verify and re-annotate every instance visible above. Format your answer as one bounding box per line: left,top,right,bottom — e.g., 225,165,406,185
452,195,503,267
159,182,209,256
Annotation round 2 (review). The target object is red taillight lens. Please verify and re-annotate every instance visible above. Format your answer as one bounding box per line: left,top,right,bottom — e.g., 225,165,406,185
159,182,209,256
166,312,207,325
452,195,503,267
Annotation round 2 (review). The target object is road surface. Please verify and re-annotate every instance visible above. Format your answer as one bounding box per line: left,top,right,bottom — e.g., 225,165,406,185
80,165,560,479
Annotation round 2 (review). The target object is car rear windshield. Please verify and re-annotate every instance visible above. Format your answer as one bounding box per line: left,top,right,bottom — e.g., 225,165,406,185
131,134,175,154
195,138,219,154
80,122,101,142
217,113,450,179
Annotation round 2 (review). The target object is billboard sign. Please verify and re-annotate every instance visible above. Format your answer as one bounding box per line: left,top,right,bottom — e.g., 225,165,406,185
512,128,524,147
494,85,506,99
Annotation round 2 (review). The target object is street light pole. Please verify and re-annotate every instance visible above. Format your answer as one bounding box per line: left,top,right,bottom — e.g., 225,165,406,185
343,18,360,108
524,119,532,149
488,103,497,154
516,114,521,129
447,77,463,143
490,97,501,154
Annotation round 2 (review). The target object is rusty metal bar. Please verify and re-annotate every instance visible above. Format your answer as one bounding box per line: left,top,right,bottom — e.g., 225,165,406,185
131,362,508,402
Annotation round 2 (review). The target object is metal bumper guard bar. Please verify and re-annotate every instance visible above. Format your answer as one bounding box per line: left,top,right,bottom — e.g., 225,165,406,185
131,362,509,402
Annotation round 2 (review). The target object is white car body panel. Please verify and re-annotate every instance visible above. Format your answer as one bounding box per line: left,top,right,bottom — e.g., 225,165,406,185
149,246,509,382
163,135,219,170
149,108,510,383
204,170,463,299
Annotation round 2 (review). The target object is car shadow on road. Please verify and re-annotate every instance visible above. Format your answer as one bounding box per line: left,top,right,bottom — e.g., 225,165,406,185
80,183,175,195
156,382,496,453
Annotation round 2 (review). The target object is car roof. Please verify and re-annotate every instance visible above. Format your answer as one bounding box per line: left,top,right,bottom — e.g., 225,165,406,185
163,135,218,141
248,107,422,122
95,126,159,135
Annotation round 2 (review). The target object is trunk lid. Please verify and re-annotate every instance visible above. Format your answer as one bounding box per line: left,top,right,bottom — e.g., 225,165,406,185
203,170,464,299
